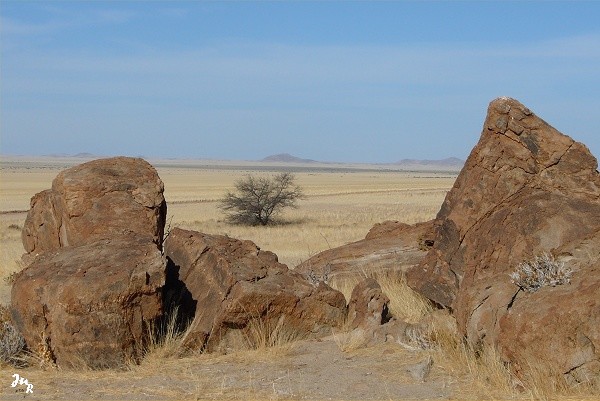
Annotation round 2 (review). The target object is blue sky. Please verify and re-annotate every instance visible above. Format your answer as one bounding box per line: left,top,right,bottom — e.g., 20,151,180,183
1,1,599,163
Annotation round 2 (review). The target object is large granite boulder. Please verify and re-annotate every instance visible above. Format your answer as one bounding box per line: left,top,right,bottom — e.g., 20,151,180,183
406,97,600,381
163,228,347,352
10,235,165,368
295,220,434,280
22,157,167,255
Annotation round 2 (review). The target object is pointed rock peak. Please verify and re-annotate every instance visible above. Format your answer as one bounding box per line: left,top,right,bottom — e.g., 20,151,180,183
407,97,600,309
479,97,597,175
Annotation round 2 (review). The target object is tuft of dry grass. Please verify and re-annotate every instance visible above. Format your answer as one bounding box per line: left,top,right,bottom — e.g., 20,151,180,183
330,270,600,400
329,269,434,324
332,327,369,352
142,307,194,365
241,315,306,354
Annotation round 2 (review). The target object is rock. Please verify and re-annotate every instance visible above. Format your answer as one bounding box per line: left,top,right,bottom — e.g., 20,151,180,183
365,221,412,240
10,234,165,368
406,97,600,380
346,278,391,331
295,221,434,280
163,228,347,352
497,232,600,382
22,157,167,255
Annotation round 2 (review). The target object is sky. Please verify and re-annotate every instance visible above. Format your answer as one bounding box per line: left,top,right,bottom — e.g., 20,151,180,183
1,1,600,163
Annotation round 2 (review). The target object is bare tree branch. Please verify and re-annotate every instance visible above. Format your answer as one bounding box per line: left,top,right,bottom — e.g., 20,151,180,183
218,172,304,226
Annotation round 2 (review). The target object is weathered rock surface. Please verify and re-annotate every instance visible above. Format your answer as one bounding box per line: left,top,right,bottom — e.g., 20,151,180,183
347,278,391,331
295,221,434,279
406,97,600,380
163,228,347,352
10,235,165,368
365,220,413,240
22,157,167,255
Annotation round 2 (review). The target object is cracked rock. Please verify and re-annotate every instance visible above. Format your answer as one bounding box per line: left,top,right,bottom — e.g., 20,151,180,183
406,97,600,379
10,234,165,368
22,157,167,255
163,228,347,352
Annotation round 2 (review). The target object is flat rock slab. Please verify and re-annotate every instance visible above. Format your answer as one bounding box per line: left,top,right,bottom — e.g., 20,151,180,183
295,221,433,280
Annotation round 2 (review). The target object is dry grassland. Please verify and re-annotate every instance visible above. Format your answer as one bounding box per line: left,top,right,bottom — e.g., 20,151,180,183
0,158,455,288
3,158,596,400
160,167,453,268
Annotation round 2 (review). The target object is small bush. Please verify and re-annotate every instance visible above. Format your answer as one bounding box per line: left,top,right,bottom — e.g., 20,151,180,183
0,305,26,366
510,253,572,293
4,271,19,285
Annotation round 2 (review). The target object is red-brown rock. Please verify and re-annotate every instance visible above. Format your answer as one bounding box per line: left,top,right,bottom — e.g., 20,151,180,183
295,221,434,280
347,278,390,330
22,157,167,255
365,221,412,240
10,234,165,368
406,97,600,381
163,228,347,352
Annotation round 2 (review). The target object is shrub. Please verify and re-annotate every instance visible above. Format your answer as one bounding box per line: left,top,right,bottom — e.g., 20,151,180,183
0,305,26,366
3,271,19,285
510,253,572,293
219,172,304,226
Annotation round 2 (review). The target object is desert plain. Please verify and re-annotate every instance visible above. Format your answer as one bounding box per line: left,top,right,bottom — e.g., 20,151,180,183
0,156,455,291
0,155,597,400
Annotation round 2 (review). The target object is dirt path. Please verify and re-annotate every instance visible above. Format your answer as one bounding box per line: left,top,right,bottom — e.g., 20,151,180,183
1,336,456,400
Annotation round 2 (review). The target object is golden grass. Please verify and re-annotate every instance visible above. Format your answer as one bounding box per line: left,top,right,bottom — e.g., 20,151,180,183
327,269,600,400
142,308,191,364
241,315,306,353
164,169,453,268
0,159,453,290
2,158,599,400
329,269,434,324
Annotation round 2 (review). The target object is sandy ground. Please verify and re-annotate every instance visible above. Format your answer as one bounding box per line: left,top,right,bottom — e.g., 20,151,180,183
1,336,458,401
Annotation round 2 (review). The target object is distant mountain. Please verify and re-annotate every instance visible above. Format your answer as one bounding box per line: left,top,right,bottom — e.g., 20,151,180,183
44,152,97,158
72,152,97,158
394,157,464,168
260,153,318,163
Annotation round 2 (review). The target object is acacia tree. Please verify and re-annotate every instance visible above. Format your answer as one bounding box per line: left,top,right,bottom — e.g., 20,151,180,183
219,172,304,226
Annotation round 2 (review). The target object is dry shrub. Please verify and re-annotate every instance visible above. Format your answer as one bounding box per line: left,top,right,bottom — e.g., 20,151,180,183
142,307,193,364
332,327,369,352
510,252,572,293
0,304,26,367
241,315,305,353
